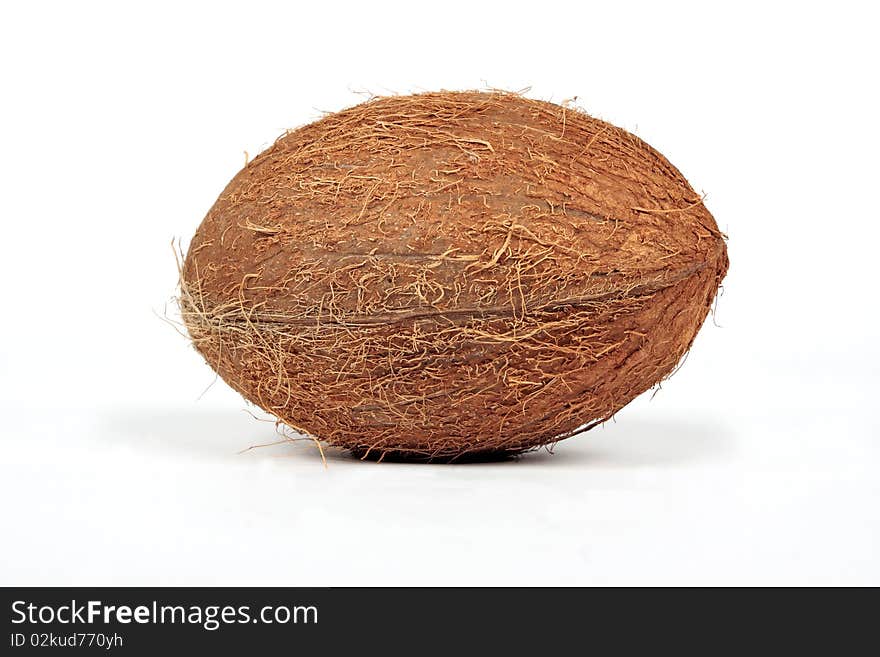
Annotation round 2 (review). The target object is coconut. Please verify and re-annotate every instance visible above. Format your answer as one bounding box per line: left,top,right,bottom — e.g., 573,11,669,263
179,90,728,460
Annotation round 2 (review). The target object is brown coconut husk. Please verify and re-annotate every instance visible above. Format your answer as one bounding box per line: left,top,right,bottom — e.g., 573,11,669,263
179,90,728,461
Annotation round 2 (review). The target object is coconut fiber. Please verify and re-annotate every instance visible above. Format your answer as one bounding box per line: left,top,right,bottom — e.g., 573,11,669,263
180,90,728,460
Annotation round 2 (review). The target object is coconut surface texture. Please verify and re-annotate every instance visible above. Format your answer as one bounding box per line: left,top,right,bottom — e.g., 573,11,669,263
181,91,728,460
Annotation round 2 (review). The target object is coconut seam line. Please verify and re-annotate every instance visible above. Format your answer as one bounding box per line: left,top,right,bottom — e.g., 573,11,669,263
179,90,729,460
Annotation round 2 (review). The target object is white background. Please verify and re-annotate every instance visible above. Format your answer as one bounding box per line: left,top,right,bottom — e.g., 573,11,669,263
1,1,877,585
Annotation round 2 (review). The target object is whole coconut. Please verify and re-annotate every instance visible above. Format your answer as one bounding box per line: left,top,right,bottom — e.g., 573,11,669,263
180,91,728,460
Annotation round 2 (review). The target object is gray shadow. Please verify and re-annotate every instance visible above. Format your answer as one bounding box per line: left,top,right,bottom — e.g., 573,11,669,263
96,408,733,469
516,417,734,468
97,408,288,460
